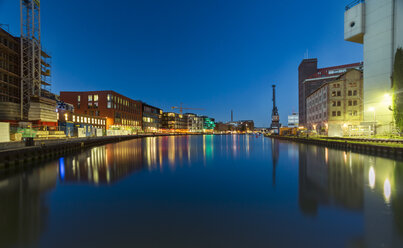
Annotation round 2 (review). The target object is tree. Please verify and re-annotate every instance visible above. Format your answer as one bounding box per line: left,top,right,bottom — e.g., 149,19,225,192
393,48,403,131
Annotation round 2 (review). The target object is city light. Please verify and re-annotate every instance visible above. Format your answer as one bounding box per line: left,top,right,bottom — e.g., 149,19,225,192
384,93,392,106
384,178,391,203
369,167,375,189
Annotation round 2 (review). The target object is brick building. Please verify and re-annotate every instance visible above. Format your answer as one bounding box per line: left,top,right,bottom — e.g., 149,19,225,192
60,91,142,132
306,69,363,136
298,58,363,127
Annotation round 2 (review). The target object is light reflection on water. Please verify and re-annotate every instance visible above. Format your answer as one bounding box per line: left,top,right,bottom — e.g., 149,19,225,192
0,135,403,248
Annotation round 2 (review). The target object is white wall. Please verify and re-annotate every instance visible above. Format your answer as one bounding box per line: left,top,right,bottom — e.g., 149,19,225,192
0,122,10,142
362,0,395,132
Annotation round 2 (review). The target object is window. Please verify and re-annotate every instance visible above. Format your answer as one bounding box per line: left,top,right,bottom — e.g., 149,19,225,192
337,111,341,116
332,91,336,97
94,95,98,101
348,110,352,116
94,102,99,108
88,95,93,101
337,91,341,96
73,115,76,122
88,102,93,108
353,90,357,96
332,101,336,107
77,95,81,102
337,101,341,106
332,111,336,117
348,90,352,96
348,100,352,106
353,100,357,106
107,102,112,109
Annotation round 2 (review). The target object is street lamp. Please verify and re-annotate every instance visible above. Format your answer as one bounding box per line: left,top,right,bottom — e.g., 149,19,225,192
368,107,376,136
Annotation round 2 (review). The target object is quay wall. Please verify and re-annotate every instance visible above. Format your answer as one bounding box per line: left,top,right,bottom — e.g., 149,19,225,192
268,136,403,159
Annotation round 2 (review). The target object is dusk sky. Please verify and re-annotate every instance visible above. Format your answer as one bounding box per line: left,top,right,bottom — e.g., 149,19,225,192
0,0,362,127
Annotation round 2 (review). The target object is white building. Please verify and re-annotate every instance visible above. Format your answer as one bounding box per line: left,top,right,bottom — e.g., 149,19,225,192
287,113,299,127
345,0,403,133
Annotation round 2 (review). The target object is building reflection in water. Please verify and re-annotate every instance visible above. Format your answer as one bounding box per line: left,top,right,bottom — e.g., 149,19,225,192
298,144,403,247
0,163,57,248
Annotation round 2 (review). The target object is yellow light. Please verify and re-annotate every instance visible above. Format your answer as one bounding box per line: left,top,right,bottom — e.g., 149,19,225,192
368,107,375,112
369,167,375,189
343,123,348,128
384,93,392,106
384,178,391,203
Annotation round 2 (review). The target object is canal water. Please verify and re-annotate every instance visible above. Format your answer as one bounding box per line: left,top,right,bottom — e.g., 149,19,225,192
1,135,403,248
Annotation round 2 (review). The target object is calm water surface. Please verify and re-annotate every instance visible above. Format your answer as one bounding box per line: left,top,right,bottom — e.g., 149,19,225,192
1,135,403,248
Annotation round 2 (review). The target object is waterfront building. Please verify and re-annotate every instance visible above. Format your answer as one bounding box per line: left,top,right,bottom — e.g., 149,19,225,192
344,0,403,133
0,27,57,126
57,101,106,137
142,103,162,133
287,113,299,127
201,116,216,132
161,112,188,131
60,91,142,132
298,58,363,127
184,113,203,132
306,69,364,136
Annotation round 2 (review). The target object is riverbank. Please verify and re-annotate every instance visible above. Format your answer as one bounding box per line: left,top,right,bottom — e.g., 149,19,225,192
0,134,193,170
267,135,403,158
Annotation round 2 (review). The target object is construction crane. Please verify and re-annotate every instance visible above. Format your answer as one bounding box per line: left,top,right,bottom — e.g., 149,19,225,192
171,103,204,115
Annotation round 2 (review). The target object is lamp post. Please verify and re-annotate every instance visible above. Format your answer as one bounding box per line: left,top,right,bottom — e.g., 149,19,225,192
369,107,376,136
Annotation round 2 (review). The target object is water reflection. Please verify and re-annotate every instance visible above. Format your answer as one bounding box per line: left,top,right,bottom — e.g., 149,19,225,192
0,164,57,248
295,142,403,247
3,136,403,247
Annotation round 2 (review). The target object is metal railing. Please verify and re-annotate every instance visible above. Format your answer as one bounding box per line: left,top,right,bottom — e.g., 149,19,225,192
346,0,365,10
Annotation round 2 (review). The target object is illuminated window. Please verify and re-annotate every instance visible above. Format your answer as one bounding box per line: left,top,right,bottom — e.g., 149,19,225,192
77,95,81,102
94,95,98,101
84,117,87,123
88,95,93,101
73,115,76,122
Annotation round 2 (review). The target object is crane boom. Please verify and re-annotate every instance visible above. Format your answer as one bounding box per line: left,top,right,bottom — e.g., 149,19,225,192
171,103,204,114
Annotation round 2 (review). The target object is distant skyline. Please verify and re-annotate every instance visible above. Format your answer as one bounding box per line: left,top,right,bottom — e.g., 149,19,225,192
0,0,363,127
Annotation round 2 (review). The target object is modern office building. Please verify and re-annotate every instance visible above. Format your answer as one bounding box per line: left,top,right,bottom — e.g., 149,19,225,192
344,0,403,133
298,58,363,127
184,113,203,132
161,112,188,130
306,69,364,136
142,103,162,133
287,113,299,127
201,116,216,132
60,91,142,132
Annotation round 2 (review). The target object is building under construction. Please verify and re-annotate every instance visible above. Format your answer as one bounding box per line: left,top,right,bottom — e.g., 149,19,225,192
0,0,56,126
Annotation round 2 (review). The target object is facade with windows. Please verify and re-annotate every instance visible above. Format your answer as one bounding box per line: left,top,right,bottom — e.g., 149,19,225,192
142,103,162,132
287,113,299,127
306,69,363,136
184,113,203,132
161,112,188,130
60,91,142,132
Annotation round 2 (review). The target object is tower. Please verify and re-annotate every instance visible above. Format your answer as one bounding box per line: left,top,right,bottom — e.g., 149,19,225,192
270,85,280,132
20,0,41,120
231,110,233,122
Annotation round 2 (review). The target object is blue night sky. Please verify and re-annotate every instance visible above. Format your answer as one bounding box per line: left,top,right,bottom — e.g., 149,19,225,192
0,0,362,127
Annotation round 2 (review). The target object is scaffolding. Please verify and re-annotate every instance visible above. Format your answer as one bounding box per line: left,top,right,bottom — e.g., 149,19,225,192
20,0,41,120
